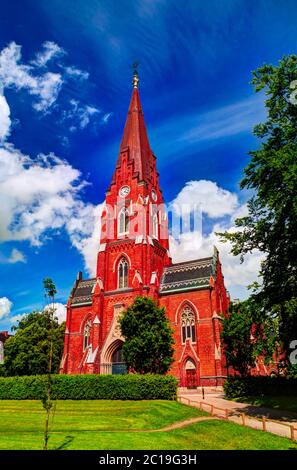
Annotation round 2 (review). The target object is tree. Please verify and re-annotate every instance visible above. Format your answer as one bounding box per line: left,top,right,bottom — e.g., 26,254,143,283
2,277,63,450
119,296,174,374
221,300,277,376
42,277,57,451
219,55,297,364
43,278,57,376
3,310,65,376
221,302,255,376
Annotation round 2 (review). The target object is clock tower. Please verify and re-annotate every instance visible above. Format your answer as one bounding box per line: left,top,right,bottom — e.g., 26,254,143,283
96,68,171,296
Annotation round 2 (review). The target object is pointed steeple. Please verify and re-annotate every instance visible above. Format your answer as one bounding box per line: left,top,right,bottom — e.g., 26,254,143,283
114,68,153,182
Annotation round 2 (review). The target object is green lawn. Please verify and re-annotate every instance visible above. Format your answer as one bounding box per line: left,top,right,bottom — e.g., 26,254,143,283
231,396,297,414
0,400,296,450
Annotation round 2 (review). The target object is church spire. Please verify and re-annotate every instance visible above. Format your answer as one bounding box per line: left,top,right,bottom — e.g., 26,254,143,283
113,65,153,183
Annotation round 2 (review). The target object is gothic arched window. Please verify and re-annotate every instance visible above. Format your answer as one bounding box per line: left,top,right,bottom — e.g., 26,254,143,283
118,257,129,289
118,207,129,236
83,320,91,350
152,212,158,239
181,305,196,344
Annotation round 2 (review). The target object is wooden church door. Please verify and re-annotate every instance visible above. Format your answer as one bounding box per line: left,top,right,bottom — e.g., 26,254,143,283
185,359,198,389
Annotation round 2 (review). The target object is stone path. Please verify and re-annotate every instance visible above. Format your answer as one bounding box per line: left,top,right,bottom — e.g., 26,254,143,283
178,390,297,441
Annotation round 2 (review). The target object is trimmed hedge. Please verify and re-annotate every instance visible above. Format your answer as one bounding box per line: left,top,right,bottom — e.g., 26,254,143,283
0,374,177,400
224,376,297,399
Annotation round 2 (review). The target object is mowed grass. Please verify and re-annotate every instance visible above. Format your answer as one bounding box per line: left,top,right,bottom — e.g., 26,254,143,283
1,400,205,433
0,400,296,450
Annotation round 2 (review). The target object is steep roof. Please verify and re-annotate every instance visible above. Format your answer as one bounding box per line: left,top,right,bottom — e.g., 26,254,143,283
159,257,214,294
113,80,154,182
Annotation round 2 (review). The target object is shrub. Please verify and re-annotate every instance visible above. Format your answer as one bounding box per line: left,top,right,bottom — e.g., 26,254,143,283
0,374,177,400
224,376,297,399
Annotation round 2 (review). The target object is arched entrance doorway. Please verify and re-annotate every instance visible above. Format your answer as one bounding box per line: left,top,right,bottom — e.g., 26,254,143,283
185,358,198,389
111,344,127,375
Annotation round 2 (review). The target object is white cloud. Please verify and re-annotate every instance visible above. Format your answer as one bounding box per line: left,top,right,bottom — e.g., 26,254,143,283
0,93,11,141
62,101,113,133
101,112,113,124
0,40,109,139
0,142,103,275
79,105,99,129
0,42,36,88
9,314,25,324
179,96,264,143
32,72,63,112
64,99,100,131
170,227,263,299
169,180,263,300
44,302,67,324
9,302,66,326
7,248,26,263
31,41,89,81
0,248,26,264
0,42,63,112
0,40,106,277
31,41,65,67
170,179,238,218
0,145,83,244
67,203,103,276
0,297,13,320
63,66,89,80
152,95,265,158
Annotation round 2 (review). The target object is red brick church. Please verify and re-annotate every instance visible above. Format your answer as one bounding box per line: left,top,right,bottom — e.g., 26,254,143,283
60,70,230,387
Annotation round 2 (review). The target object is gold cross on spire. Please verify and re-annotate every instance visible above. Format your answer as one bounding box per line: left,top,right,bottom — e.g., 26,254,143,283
131,61,140,88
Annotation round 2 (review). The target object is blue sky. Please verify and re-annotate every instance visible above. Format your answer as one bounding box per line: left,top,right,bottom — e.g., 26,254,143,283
0,0,297,330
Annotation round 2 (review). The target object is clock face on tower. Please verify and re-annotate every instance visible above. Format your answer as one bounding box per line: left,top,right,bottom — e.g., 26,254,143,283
151,189,157,201
119,185,130,197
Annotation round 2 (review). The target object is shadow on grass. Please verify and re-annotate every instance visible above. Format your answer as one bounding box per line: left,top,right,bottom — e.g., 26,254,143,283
232,404,297,423
54,435,75,450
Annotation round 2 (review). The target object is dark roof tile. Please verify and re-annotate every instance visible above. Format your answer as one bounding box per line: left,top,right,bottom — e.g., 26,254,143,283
160,257,214,294
70,279,96,306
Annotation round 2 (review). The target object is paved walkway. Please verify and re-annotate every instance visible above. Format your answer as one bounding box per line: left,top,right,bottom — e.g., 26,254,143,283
178,390,297,441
